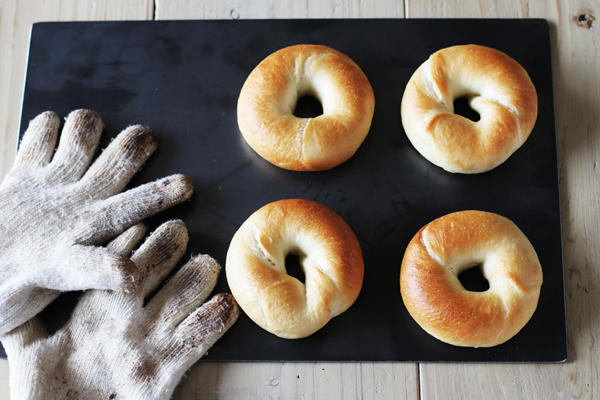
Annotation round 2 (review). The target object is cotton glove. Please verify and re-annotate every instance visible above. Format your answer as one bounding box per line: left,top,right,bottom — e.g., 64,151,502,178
0,110,194,334
1,220,239,400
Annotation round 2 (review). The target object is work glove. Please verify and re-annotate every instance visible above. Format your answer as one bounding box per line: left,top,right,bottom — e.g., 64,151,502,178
0,109,193,334
1,220,239,400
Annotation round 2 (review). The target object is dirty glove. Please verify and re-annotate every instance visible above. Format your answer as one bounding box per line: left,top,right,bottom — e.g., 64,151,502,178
1,220,239,400
0,110,193,334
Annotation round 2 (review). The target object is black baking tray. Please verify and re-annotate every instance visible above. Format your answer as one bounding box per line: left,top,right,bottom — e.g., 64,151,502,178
1,19,566,362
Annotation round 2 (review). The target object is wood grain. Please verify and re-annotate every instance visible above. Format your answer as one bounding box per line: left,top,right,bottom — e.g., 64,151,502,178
174,362,419,399
406,1,600,399
156,0,404,20
0,360,8,400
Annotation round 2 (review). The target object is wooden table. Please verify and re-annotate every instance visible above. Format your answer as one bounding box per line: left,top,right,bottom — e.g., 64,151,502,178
0,1,597,399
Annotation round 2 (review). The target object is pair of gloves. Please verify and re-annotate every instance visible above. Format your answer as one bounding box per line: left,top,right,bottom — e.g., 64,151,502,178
0,110,239,399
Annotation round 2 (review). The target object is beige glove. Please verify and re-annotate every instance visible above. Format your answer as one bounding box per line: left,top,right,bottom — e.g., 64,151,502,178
0,110,193,334
1,220,239,400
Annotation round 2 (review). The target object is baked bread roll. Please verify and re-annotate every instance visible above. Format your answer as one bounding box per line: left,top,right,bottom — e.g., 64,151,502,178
400,210,543,347
401,44,538,173
237,44,375,171
226,199,364,339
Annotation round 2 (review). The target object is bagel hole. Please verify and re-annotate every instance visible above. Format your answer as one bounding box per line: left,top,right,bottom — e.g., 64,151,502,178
453,97,480,122
294,95,323,118
285,254,305,283
458,265,489,292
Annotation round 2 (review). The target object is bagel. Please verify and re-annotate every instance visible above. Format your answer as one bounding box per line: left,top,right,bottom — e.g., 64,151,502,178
400,210,543,347
237,44,375,171
225,199,364,339
401,44,538,173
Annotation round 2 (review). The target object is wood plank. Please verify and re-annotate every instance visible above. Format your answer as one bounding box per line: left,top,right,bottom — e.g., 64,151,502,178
0,0,153,397
156,2,419,400
174,362,419,399
0,359,8,400
405,1,600,399
156,0,404,20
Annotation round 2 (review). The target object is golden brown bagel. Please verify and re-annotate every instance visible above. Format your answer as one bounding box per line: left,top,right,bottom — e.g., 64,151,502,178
237,44,375,171
401,44,538,173
400,210,543,347
226,199,364,339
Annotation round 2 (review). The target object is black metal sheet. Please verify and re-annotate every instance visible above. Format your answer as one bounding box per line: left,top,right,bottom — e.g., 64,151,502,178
1,19,566,362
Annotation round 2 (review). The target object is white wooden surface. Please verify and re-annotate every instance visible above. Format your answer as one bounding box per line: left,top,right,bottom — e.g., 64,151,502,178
1,0,598,399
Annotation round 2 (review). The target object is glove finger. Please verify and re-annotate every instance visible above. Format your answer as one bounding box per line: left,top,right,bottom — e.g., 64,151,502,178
66,223,175,329
48,109,104,181
130,220,189,299
13,111,60,169
75,174,193,244
0,288,60,335
106,222,147,257
77,125,157,198
144,255,220,331
169,294,239,364
44,245,139,292
1,316,49,358
143,294,238,399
